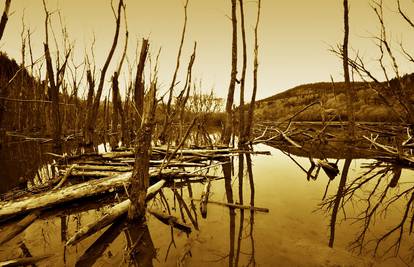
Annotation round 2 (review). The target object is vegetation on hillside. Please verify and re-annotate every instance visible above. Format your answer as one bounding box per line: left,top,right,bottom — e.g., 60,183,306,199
253,74,414,122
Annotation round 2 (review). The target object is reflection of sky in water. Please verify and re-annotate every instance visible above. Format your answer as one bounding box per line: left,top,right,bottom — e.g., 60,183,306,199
0,144,413,266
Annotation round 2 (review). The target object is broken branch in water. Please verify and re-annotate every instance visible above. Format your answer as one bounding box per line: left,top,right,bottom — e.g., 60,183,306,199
147,208,191,233
191,198,269,213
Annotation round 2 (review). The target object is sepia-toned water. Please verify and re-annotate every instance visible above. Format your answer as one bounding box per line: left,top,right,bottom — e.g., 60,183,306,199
0,141,413,266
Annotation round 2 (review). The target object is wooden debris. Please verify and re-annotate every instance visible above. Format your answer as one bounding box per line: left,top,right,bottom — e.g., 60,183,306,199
53,164,76,189
0,172,132,219
147,208,192,233
66,199,130,246
0,210,41,245
200,178,211,218
316,159,339,180
192,198,269,213
66,179,166,246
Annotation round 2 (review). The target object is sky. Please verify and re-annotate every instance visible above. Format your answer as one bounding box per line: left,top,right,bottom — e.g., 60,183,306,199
1,0,414,102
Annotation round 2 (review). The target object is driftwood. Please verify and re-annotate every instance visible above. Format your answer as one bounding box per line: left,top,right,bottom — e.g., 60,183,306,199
0,172,132,219
66,179,166,246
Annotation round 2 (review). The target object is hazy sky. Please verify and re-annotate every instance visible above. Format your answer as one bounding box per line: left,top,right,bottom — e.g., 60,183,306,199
1,0,414,102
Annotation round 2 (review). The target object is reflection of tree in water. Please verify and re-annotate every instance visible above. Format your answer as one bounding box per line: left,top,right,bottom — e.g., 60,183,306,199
0,149,260,266
221,153,256,267
318,157,414,260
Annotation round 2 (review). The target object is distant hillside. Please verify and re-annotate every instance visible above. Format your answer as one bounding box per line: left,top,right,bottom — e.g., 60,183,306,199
253,75,414,122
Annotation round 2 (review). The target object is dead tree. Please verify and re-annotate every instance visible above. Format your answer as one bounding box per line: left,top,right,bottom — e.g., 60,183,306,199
178,42,197,140
133,39,149,126
222,0,238,145
340,0,414,130
245,0,261,141
238,0,247,145
42,0,71,145
158,0,190,143
128,79,157,221
128,41,154,221
342,0,355,140
84,0,123,144
111,13,129,147
0,0,11,41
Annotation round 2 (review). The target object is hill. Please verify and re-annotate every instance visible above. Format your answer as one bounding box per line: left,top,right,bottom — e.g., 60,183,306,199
253,75,414,122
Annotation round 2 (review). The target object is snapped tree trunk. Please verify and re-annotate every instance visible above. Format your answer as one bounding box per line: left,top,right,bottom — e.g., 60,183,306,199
128,80,157,221
222,0,238,145
134,39,149,125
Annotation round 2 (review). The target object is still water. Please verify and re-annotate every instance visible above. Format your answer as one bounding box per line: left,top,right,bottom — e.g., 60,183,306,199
0,142,413,266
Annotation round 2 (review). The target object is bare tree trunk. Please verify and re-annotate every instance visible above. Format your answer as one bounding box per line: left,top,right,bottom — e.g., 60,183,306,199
178,42,197,140
42,1,61,145
111,74,120,147
134,39,149,125
44,43,61,145
222,0,238,145
85,0,123,144
238,0,247,145
159,0,190,143
343,0,355,140
0,0,11,41
128,82,157,221
84,69,95,130
245,0,261,140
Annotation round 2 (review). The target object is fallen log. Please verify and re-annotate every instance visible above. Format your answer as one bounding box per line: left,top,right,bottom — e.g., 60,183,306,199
66,199,130,246
66,179,166,246
0,172,132,219
71,165,132,172
61,170,121,178
75,215,126,267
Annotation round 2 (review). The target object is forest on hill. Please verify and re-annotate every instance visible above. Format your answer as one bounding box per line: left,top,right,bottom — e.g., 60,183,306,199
253,73,414,123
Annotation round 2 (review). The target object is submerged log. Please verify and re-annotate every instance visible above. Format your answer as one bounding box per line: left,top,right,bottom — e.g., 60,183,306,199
200,179,211,218
66,179,166,246
0,255,51,267
75,215,126,267
66,199,130,246
147,208,192,233
192,198,269,213
0,210,41,245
